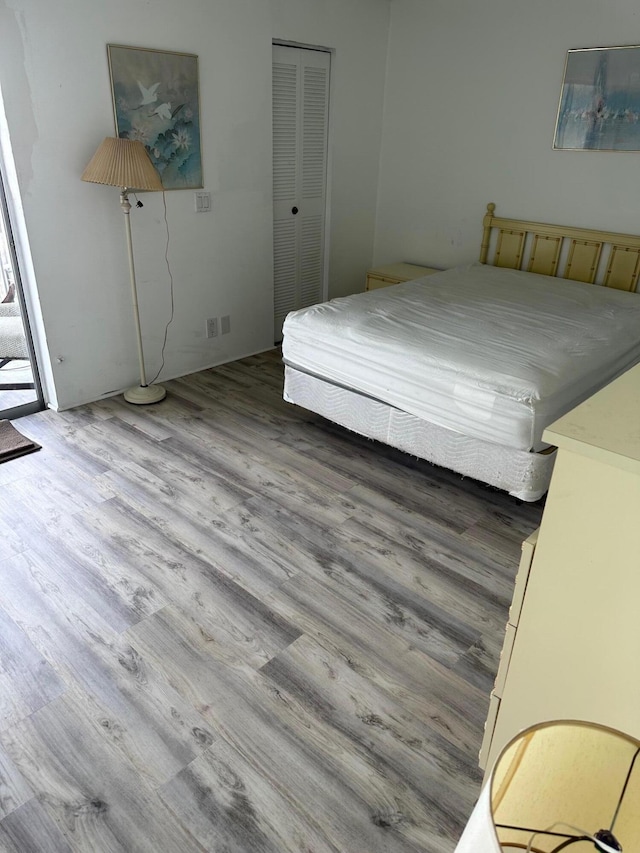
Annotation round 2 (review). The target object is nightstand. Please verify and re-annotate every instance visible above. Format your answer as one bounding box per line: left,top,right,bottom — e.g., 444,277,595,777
365,262,441,291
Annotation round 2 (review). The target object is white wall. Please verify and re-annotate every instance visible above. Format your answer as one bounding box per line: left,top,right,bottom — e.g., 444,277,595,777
0,0,390,409
375,0,640,270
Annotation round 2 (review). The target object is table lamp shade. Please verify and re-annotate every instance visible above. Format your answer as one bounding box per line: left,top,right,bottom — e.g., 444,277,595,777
454,781,501,853
81,137,163,191
492,723,639,851
455,721,640,853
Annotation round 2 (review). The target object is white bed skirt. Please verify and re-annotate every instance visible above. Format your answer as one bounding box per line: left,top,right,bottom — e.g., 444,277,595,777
284,366,556,502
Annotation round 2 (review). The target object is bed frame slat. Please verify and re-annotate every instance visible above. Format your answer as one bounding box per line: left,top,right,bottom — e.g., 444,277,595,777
605,246,640,291
528,234,562,277
564,239,602,284
495,229,526,269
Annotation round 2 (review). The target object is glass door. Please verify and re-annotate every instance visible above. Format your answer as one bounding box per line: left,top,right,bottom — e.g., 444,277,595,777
0,167,43,418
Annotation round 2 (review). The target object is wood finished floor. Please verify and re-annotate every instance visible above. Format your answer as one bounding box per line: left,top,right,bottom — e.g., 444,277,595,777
0,350,543,852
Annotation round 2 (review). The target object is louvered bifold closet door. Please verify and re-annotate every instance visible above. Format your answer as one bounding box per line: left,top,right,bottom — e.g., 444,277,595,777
272,44,330,340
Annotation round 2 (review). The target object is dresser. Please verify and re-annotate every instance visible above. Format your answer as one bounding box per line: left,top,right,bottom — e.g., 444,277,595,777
365,262,440,291
479,363,640,773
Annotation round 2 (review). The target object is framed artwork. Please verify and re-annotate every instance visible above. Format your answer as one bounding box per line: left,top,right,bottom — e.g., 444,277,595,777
107,44,202,188
554,45,640,151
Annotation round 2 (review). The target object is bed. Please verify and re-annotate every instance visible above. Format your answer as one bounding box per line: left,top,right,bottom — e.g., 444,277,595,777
281,204,640,501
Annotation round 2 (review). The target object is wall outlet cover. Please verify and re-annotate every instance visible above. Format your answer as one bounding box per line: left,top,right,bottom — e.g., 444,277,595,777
195,191,211,213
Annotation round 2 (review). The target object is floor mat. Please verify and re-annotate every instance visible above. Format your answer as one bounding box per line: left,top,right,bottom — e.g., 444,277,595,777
0,419,41,463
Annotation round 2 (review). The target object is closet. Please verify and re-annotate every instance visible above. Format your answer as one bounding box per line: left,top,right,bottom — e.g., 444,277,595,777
272,44,330,339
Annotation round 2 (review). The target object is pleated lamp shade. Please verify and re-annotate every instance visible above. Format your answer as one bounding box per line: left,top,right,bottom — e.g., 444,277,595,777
81,137,163,191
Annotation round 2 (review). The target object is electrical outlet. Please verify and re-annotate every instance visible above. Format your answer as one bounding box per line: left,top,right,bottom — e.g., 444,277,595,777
206,317,218,338
221,315,231,335
195,191,211,213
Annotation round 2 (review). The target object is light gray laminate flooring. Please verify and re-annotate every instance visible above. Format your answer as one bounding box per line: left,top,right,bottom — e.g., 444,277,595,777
0,350,543,852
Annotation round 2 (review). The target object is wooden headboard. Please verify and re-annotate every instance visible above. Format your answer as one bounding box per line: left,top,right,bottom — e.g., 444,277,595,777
480,203,640,292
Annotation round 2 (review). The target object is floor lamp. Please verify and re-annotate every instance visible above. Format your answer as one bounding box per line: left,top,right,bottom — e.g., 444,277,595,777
81,137,166,405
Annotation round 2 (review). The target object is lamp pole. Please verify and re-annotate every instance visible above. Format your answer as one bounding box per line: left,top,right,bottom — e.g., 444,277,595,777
120,189,166,405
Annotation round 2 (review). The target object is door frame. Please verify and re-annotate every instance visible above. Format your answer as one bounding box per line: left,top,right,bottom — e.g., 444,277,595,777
272,39,334,308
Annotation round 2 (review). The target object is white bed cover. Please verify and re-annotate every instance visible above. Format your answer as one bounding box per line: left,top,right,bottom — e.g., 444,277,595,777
282,263,640,451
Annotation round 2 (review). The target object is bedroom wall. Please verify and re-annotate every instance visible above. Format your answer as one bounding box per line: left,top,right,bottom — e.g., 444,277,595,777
0,0,390,409
374,0,640,270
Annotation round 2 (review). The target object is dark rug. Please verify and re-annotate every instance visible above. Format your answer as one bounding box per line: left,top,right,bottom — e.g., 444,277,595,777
0,419,41,463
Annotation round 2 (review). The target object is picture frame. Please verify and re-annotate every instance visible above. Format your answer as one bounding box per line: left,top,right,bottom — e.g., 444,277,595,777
554,45,640,151
107,44,203,189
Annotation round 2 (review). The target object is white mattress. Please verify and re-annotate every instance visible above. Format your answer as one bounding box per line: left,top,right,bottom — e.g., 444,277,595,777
282,263,640,451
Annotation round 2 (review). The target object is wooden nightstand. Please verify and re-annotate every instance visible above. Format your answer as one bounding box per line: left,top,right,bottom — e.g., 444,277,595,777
365,262,441,291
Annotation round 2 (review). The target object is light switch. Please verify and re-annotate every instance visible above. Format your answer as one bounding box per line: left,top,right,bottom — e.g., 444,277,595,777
195,191,211,213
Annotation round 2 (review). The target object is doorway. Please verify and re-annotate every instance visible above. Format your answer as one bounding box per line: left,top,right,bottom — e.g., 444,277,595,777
272,43,331,340
0,166,43,419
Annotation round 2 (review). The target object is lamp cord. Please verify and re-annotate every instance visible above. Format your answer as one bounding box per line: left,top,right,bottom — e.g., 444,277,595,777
147,190,174,386
610,746,640,832
524,823,594,853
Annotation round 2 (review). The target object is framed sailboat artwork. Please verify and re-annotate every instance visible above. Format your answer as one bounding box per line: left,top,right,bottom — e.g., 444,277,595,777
554,45,640,151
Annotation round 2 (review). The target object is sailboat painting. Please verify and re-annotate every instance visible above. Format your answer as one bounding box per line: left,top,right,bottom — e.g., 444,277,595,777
554,46,640,151
108,45,203,188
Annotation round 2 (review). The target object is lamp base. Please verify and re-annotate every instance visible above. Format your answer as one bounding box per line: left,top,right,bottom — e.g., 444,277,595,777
124,384,166,405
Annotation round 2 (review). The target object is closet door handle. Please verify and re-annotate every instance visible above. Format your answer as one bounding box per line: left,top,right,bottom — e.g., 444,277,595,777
291,206,299,215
